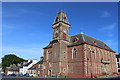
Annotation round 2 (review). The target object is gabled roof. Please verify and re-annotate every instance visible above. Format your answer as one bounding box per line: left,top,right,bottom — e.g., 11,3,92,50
69,33,114,52
28,64,37,70
28,60,43,70
23,60,33,66
7,65,19,71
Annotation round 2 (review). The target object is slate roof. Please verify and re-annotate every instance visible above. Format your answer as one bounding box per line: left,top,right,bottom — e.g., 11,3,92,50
43,40,58,49
43,33,114,52
8,65,19,71
53,11,70,26
69,33,113,51
37,59,43,64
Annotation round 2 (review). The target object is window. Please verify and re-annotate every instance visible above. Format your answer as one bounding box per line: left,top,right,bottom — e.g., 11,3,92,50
93,40,97,45
46,50,49,60
63,68,66,73
72,48,77,59
117,58,119,62
54,52,56,59
63,52,66,58
55,17,58,22
63,33,66,39
73,37,79,43
118,63,120,68
88,47,92,51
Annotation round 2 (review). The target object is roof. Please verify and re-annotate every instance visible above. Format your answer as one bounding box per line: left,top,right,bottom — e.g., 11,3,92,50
69,33,114,52
116,53,120,58
53,11,70,26
37,59,43,64
43,33,114,52
23,60,33,66
8,65,19,71
43,40,58,49
28,64,37,70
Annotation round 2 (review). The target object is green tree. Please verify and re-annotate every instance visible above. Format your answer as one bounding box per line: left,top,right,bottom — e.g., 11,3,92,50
2,54,27,71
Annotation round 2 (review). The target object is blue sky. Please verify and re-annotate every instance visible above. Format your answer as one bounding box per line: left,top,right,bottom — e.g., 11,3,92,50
2,2,118,60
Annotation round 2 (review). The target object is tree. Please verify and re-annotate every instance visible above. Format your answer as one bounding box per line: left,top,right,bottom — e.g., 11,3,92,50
2,54,27,71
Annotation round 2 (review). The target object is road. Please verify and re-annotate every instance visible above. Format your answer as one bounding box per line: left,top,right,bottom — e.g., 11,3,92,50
1,76,120,80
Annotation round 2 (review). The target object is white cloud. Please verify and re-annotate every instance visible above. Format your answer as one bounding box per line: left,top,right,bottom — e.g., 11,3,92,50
100,11,111,18
101,23,117,30
99,23,117,37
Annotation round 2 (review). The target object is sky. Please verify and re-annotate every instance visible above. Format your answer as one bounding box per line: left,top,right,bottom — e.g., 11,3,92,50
2,2,118,60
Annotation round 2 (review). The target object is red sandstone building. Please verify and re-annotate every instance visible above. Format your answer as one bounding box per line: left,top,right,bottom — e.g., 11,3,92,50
42,11,117,77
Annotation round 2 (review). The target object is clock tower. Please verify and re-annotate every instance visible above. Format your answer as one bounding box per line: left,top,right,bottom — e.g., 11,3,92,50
52,11,70,41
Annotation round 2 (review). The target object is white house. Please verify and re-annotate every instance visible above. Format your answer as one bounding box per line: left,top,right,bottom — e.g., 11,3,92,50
19,59,38,75
5,64,19,75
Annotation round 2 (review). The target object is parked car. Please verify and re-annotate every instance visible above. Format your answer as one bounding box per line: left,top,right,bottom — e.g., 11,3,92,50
29,73,37,77
33,74,37,77
29,74,34,77
18,73,23,77
23,73,29,77
10,74,16,76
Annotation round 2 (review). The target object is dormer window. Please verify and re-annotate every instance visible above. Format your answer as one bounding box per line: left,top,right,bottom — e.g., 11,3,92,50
56,17,58,22
73,37,79,43
50,41,52,44
93,40,97,44
64,17,66,19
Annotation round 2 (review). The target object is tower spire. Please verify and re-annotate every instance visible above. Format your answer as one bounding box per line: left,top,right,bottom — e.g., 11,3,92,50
53,11,70,25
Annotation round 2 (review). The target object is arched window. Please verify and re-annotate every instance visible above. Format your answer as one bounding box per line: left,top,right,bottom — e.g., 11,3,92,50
72,48,77,59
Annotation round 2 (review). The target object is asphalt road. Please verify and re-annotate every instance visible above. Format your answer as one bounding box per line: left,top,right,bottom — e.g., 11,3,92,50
1,76,120,80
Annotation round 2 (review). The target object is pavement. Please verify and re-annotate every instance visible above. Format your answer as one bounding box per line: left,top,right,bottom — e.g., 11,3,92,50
1,76,120,80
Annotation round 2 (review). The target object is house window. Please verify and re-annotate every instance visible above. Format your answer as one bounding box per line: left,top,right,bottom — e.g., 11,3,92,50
72,48,77,59
118,63,120,68
117,58,119,62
